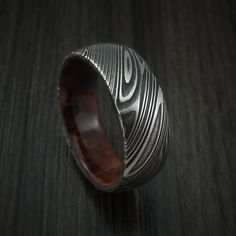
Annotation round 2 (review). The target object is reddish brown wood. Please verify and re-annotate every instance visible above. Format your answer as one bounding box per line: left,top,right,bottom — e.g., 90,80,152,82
58,58,123,190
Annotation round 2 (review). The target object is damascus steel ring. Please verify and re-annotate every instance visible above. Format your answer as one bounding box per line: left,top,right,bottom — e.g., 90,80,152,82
58,43,169,192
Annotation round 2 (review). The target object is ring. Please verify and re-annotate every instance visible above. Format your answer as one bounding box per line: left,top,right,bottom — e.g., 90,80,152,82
58,43,169,192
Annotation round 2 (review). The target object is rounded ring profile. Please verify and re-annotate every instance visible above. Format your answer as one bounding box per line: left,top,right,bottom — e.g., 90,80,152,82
58,43,169,192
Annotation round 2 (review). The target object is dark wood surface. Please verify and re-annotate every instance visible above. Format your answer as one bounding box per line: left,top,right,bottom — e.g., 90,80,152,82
0,0,235,235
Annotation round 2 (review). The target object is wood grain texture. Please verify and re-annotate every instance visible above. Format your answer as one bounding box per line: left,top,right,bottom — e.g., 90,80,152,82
0,0,235,235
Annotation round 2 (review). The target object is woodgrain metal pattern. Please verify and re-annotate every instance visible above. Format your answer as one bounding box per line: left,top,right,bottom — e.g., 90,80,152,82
0,0,235,235
74,44,169,188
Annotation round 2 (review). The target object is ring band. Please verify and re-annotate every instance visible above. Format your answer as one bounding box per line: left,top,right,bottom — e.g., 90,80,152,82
58,43,169,192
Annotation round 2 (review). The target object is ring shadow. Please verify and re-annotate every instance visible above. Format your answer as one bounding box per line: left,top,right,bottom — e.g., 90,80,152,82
69,153,140,235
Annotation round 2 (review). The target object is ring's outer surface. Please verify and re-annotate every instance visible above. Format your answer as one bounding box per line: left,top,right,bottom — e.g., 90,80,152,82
58,43,169,192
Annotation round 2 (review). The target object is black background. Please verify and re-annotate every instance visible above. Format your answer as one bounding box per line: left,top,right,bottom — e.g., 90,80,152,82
0,0,235,235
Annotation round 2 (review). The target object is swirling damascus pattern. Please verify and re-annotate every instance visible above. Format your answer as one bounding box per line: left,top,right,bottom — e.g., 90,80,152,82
73,44,169,188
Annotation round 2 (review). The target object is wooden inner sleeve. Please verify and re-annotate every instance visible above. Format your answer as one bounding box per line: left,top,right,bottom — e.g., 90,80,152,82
59,57,124,190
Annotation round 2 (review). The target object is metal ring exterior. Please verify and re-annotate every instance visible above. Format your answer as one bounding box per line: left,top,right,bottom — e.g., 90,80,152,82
60,44,169,191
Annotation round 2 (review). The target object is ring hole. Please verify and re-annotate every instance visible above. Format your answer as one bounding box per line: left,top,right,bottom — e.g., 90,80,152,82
58,56,124,190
